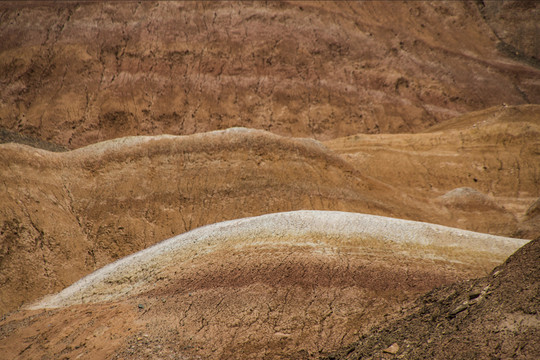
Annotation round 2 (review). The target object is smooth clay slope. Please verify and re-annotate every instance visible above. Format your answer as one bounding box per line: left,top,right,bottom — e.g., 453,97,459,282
2,104,539,316
326,236,539,360
1,211,529,360
1,1,539,147
325,105,540,238
0,128,410,316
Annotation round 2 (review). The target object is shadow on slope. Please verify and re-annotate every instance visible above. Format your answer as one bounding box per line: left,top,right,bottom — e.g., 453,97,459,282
0,127,67,152
325,237,539,360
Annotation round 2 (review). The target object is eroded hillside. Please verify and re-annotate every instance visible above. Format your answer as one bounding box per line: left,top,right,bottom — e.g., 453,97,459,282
2,104,539,316
326,237,539,360
0,1,538,358
1,211,527,359
325,105,540,237
0,129,403,315
1,1,538,147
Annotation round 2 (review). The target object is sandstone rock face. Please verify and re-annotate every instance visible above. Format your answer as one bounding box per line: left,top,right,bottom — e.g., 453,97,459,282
1,1,539,147
4,211,528,360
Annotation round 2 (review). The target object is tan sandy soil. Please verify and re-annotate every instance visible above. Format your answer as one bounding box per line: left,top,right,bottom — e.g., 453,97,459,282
0,128,408,316
1,1,539,148
1,211,528,360
324,105,540,238
2,104,539,316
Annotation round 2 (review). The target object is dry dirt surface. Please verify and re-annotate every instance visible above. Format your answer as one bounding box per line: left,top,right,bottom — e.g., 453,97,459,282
0,211,528,360
1,105,539,317
0,128,400,316
517,198,540,240
1,1,539,148
0,1,539,358
325,105,540,238
478,0,540,62
325,236,540,360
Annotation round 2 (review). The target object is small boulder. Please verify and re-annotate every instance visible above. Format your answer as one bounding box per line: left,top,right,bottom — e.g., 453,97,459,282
383,342,399,354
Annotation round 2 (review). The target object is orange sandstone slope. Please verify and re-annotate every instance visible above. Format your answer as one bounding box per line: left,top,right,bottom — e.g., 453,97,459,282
1,1,539,148
0,128,413,316
325,105,540,238
1,211,528,360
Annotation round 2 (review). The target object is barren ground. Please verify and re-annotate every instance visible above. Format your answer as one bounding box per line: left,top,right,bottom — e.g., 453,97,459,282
0,1,538,359
326,237,540,360
1,106,538,316
1,211,527,359
1,1,538,147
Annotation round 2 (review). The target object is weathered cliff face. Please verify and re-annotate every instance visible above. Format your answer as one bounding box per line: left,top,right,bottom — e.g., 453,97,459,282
1,1,538,148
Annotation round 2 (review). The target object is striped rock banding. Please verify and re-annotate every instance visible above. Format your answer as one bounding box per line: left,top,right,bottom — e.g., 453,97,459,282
29,210,528,310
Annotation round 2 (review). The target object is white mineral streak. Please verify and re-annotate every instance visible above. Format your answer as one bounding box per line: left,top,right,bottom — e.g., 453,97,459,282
28,210,528,309
66,127,328,158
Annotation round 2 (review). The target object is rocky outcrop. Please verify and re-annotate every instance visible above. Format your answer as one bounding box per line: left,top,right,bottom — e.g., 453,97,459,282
325,237,539,360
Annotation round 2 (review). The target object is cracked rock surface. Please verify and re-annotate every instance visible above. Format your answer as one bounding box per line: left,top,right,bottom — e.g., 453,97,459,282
326,237,539,360
1,211,527,360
